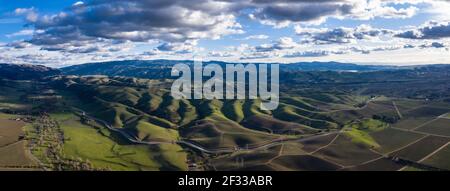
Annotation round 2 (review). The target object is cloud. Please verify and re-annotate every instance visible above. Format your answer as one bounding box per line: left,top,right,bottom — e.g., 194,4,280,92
283,44,407,58
0,53,65,66
296,24,392,44
6,29,37,38
23,0,244,53
395,21,450,39
284,50,334,58
14,7,38,22
6,41,33,49
248,0,419,27
403,44,416,48
240,52,271,60
419,41,447,48
371,45,403,52
36,38,134,55
208,51,234,57
244,34,269,40
17,0,427,53
156,41,198,54
255,37,299,52
250,2,353,27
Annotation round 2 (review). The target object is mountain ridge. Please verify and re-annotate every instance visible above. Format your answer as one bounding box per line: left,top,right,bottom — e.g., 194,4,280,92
59,60,402,79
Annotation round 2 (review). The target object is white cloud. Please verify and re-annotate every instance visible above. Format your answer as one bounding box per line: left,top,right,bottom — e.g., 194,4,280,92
14,7,38,22
244,35,269,40
6,29,36,38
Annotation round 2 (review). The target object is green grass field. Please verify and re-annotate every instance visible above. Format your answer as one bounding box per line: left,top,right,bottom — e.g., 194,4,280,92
53,113,187,171
343,119,388,148
3,74,450,171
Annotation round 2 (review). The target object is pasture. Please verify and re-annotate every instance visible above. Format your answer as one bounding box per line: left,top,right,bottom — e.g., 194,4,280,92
0,118,39,169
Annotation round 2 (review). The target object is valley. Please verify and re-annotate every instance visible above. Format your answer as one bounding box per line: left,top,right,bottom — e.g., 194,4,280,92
0,62,450,171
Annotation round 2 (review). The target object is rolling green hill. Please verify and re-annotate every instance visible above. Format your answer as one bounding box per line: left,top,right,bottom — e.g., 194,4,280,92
1,63,450,171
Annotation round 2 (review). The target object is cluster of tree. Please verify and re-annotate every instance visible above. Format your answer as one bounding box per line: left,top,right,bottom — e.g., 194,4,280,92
372,114,399,124
27,114,105,171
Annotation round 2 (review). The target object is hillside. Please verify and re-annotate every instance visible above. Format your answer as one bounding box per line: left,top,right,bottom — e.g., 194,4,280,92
60,60,397,79
0,63,60,80
1,62,450,171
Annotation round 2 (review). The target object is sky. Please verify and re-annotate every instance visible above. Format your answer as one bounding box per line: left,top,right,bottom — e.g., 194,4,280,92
0,0,450,67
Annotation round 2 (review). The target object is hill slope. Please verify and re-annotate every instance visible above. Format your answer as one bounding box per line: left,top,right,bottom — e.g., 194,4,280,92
0,63,60,80
61,60,397,79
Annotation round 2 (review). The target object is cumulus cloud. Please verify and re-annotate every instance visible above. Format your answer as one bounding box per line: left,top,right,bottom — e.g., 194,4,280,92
208,51,234,57
282,43,414,58
249,2,354,27
244,34,269,40
36,39,134,55
255,37,299,52
0,52,68,66
248,0,420,27
240,52,271,60
396,21,450,39
14,7,38,22
17,0,428,52
6,41,33,49
6,29,36,38
296,24,392,44
23,0,244,53
419,41,447,48
283,50,337,58
156,41,198,54
3,0,450,64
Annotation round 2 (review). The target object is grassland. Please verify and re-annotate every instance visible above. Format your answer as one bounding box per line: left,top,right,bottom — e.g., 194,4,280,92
2,72,450,171
44,112,187,170
45,76,450,171
0,118,39,169
340,119,388,149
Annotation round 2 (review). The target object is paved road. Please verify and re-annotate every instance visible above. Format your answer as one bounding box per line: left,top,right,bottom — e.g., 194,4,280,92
71,107,339,154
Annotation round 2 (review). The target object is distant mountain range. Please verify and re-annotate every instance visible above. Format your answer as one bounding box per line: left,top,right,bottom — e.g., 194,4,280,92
0,63,60,80
60,60,400,79
2,60,450,81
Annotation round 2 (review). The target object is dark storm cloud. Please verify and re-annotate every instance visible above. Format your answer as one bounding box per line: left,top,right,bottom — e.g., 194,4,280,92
252,3,353,24
248,0,419,27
